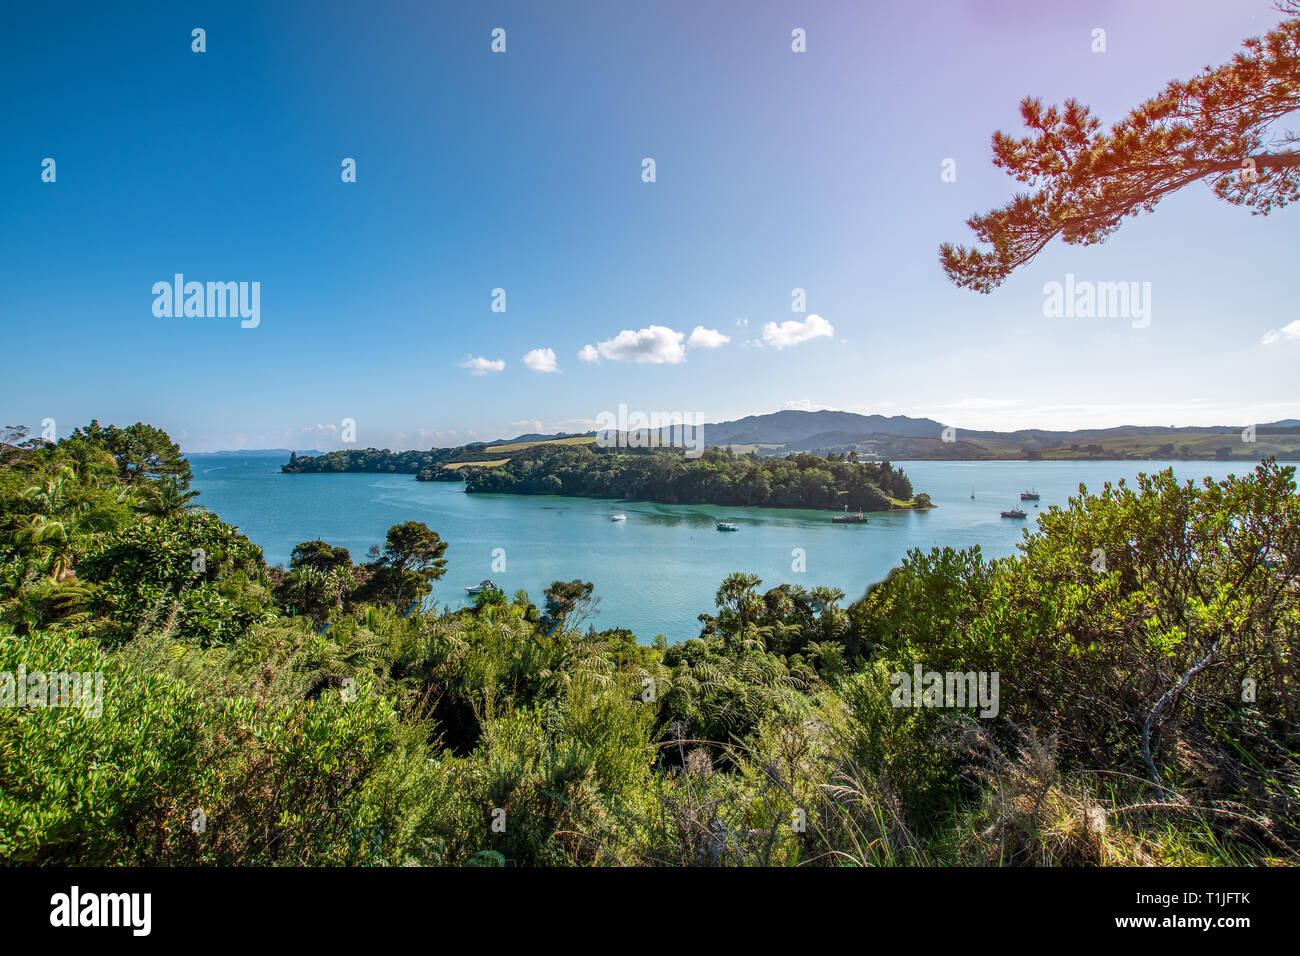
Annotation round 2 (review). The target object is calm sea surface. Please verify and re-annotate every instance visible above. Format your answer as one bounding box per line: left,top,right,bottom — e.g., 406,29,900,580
188,455,1250,643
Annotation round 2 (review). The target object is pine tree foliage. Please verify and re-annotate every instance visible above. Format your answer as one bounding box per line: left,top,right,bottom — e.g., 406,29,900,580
942,3,1300,291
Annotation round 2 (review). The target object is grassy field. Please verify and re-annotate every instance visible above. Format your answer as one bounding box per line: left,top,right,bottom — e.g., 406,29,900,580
440,458,510,470
484,435,596,454
1036,431,1300,460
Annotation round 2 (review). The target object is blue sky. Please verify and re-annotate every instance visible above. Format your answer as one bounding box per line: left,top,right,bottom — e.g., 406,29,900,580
2,0,1297,451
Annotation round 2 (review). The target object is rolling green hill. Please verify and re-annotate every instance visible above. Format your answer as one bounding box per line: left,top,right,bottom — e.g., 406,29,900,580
281,414,1300,478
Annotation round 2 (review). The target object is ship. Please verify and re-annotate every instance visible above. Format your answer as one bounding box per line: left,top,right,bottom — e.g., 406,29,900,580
1020,489,1040,501
1000,508,1027,519
464,579,497,594
716,522,738,532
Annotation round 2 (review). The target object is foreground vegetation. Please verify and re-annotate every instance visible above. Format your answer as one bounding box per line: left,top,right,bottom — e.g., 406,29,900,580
1,422,1297,866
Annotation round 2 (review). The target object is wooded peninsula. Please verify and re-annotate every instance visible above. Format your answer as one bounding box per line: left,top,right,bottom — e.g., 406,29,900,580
282,441,930,512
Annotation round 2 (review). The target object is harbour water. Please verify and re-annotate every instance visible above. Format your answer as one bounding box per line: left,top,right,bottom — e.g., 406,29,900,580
188,455,1252,642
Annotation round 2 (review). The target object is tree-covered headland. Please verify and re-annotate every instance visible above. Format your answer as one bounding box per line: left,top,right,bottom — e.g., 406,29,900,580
463,444,926,511
285,441,930,512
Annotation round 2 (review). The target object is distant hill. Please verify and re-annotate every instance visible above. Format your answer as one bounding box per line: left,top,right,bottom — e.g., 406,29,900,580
581,410,947,456
485,432,576,446
579,409,1300,461
681,412,1300,461
281,409,1300,472
702,410,944,446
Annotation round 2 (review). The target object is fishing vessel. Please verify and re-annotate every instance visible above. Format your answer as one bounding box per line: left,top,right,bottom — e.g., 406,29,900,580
464,579,497,594
1020,489,1040,501
716,522,738,532
1000,507,1027,519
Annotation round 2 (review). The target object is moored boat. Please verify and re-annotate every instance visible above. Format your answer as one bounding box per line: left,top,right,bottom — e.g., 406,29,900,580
611,513,626,521
832,511,869,524
465,579,497,594
1001,508,1027,519
716,522,738,532
1020,489,1040,500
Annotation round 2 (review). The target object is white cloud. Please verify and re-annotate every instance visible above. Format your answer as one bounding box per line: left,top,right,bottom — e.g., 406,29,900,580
522,347,560,373
687,326,730,349
1261,320,1300,346
459,355,505,376
595,325,686,364
761,313,834,349
577,344,600,363
735,317,749,328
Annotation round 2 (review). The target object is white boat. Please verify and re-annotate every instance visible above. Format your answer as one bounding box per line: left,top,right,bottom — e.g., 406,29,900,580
611,514,626,521
464,579,497,594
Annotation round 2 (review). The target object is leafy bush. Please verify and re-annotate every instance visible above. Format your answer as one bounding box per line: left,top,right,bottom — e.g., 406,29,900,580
3,423,1297,866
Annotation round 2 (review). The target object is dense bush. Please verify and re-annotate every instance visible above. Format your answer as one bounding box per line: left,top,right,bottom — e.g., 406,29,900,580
1,424,1296,866
77,511,271,646
464,445,915,511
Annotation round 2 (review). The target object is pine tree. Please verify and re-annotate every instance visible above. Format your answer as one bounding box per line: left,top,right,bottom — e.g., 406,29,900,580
941,3,1300,292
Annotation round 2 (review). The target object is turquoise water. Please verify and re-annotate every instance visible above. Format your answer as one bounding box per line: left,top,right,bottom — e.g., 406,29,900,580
188,455,1251,643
